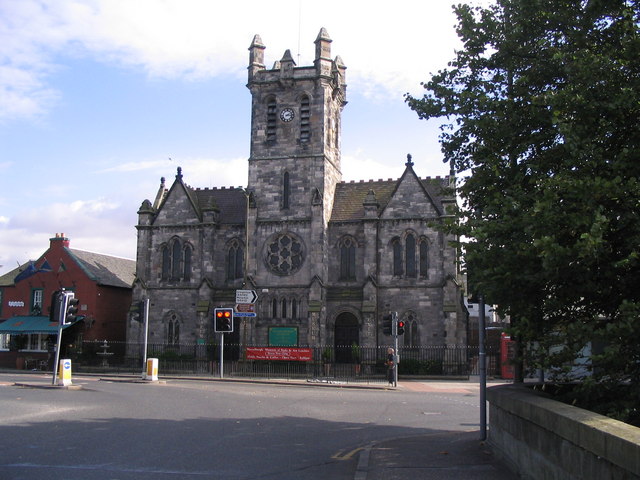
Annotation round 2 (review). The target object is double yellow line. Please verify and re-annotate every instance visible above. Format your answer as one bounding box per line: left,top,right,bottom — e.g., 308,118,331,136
331,446,364,461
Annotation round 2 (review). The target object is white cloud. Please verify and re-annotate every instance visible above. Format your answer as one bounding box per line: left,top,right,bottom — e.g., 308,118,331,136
99,155,247,187
0,197,136,274
342,152,401,183
0,0,476,122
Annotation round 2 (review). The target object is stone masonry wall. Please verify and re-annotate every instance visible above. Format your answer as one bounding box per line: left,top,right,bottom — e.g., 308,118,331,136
488,384,640,480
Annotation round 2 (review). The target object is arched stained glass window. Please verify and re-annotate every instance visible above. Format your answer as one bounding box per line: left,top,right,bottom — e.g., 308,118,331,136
392,238,403,276
406,234,416,278
339,237,356,280
171,239,182,280
227,239,244,280
419,240,429,277
184,245,192,281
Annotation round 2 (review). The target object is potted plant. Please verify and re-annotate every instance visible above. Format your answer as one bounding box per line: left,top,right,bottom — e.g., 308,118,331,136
322,347,332,376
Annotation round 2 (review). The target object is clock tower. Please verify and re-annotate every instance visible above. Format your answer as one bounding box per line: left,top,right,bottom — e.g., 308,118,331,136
245,28,347,292
246,28,347,222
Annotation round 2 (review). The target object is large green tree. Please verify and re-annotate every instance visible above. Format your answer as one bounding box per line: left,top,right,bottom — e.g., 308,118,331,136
407,0,640,393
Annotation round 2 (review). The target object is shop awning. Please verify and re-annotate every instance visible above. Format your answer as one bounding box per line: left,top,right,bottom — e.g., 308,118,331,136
0,316,78,334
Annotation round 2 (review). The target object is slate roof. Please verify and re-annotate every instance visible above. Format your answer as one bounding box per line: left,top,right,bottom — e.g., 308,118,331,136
190,186,247,224
0,265,24,286
66,249,136,288
0,251,135,288
331,176,451,222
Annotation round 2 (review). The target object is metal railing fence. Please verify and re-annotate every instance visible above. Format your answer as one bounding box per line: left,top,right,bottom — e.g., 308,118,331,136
69,341,502,383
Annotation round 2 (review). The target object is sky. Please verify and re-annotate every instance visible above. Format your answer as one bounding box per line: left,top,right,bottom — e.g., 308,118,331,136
0,0,488,276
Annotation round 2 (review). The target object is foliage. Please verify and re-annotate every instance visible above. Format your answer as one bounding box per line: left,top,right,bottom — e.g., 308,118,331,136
534,382,640,428
158,350,195,361
406,0,640,394
322,347,332,362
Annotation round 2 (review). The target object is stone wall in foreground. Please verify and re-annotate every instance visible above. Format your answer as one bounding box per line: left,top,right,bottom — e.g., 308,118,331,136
487,384,640,480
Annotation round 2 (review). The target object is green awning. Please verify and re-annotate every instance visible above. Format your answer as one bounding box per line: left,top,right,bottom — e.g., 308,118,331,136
0,316,77,334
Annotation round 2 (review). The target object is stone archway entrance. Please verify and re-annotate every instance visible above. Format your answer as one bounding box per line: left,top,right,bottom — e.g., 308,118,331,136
334,312,359,363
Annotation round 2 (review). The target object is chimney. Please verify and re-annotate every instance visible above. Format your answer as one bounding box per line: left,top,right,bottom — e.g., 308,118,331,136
50,233,70,248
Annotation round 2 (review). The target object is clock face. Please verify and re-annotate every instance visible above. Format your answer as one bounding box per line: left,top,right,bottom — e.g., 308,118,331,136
280,108,295,122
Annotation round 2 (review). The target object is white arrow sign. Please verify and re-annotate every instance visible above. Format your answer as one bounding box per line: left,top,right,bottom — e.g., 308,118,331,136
236,289,258,304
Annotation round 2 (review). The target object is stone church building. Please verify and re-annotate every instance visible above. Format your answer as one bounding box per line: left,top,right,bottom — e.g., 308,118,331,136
129,29,467,357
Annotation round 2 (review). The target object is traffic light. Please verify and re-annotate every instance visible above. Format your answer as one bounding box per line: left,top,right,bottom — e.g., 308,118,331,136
214,308,234,332
396,319,405,335
60,291,79,325
49,290,62,322
382,314,393,336
131,300,145,323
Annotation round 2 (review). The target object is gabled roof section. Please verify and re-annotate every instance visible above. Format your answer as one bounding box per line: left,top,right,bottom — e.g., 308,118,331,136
0,249,135,289
0,264,25,287
380,156,443,220
331,179,397,221
151,167,246,226
330,155,452,222
154,167,202,225
66,249,135,288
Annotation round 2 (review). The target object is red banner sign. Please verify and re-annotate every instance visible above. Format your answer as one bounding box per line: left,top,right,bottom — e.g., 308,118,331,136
246,347,313,362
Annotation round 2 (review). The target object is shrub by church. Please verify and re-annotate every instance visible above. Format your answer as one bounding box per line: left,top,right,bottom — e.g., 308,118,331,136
129,29,467,357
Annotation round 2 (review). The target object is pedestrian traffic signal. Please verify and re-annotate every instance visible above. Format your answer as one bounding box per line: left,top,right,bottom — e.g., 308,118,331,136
382,314,393,335
396,319,405,335
214,308,234,332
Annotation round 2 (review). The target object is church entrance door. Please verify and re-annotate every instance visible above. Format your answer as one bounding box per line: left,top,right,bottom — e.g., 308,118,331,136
334,312,359,363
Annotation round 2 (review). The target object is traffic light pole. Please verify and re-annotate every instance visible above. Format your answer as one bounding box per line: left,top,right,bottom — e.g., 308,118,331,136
141,298,149,378
392,311,399,387
394,331,399,387
51,290,65,385
51,323,63,385
219,333,224,379
479,294,487,441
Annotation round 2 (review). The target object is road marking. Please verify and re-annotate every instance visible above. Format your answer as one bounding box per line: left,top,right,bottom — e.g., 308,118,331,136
332,446,364,460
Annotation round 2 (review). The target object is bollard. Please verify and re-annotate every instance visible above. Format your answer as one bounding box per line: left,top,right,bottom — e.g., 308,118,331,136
145,358,158,381
57,358,72,386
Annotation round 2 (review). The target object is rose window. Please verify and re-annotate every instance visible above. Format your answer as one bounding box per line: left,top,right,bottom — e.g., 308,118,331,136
265,233,304,275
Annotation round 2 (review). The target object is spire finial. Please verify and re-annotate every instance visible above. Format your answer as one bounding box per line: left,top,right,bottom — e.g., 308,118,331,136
176,166,182,179
406,154,413,167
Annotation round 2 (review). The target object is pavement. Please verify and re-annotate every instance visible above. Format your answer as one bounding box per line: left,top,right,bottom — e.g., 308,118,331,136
357,430,517,480
355,380,519,480
4,371,519,479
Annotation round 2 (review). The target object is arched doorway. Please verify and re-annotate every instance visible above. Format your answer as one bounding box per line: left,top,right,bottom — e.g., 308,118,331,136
334,312,359,363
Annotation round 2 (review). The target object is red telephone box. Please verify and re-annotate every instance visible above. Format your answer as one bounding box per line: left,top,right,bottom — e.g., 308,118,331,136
500,332,515,379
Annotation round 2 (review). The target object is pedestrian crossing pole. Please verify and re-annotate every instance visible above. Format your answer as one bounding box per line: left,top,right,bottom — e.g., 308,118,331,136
393,312,399,387
219,333,224,379
479,294,487,441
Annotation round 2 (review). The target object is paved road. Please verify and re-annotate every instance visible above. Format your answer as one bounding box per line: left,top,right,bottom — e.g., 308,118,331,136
0,373,515,479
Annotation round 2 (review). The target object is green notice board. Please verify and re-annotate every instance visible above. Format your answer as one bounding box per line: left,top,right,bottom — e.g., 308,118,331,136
269,327,298,346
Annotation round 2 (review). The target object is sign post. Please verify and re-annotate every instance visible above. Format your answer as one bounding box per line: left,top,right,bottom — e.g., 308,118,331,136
141,298,149,378
52,323,64,386
219,333,224,379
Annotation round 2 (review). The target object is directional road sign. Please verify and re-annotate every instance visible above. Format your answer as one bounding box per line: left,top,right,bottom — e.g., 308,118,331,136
236,303,255,313
236,289,258,304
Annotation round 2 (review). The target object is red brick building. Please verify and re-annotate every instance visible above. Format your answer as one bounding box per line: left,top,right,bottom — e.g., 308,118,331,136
0,234,135,369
